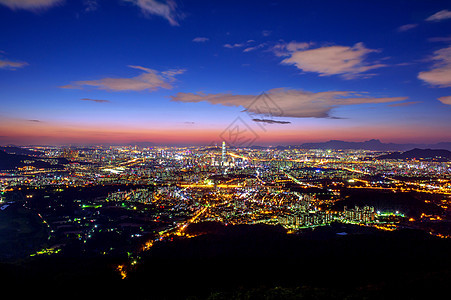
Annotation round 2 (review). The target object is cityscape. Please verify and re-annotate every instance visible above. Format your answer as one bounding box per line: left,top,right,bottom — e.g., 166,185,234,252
1,144,450,276
1,0,450,299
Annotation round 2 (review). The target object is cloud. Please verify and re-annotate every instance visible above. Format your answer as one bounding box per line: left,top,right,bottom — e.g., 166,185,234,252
0,58,28,70
28,119,42,123
418,45,451,87
80,98,111,103
280,42,386,79
262,30,272,37
428,36,451,43
252,118,291,124
125,0,181,26
83,0,98,12
397,23,418,32
438,96,451,105
224,40,304,54
0,0,62,10
224,40,269,52
171,88,407,119
61,65,185,92
224,43,245,48
387,101,421,107
271,41,312,57
192,37,209,42
160,68,185,77
426,9,451,22
224,40,260,50
243,43,266,53
285,41,312,52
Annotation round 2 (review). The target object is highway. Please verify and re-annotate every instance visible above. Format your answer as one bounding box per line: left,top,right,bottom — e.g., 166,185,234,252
282,170,321,188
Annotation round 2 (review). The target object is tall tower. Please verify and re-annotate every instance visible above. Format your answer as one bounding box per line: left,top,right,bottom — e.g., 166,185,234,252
221,141,226,166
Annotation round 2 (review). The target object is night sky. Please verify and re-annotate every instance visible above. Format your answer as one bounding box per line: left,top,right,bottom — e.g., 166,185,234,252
1,0,450,145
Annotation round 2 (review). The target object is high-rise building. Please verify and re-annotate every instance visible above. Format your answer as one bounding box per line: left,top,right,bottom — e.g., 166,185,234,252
221,141,226,166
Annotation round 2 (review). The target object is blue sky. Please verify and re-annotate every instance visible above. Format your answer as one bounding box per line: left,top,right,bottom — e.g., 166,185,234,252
0,0,450,145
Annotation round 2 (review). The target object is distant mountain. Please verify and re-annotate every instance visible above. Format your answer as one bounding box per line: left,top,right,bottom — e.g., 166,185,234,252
377,148,451,161
298,139,451,151
249,145,267,150
126,142,156,148
0,146,43,156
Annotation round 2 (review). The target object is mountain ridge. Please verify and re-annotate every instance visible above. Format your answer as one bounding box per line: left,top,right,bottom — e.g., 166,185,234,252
377,148,451,161
297,139,451,151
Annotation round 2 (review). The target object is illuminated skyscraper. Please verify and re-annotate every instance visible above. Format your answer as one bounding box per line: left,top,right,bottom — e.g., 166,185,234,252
221,141,226,166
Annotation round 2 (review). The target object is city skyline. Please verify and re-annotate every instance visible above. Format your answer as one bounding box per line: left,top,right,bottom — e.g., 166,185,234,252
1,0,451,145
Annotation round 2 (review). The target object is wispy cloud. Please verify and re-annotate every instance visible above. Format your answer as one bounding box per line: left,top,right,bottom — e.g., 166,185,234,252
280,42,386,79
28,119,42,123
125,0,181,26
243,43,266,53
428,36,451,43
438,96,451,105
224,40,268,53
83,0,98,12
171,88,407,119
80,98,111,103
224,39,261,50
0,59,28,70
0,55,28,70
252,118,291,124
418,45,451,87
387,101,421,107
397,23,418,32
426,9,451,22
224,43,245,49
0,0,62,11
192,37,209,42
271,41,312,57
61,65,185,92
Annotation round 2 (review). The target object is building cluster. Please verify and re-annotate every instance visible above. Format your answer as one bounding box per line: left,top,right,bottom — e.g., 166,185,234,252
106,188,154,204
278,211,335,227
278,206,376,228
341,205,376,223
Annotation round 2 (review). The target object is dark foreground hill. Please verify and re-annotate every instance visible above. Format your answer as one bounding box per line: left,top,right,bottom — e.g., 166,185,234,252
130,224,450,299
1,223,449,299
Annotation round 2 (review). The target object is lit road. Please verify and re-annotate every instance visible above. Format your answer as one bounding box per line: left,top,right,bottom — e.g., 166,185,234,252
283,170,320,188
175,206,209,234
102,157,146,171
